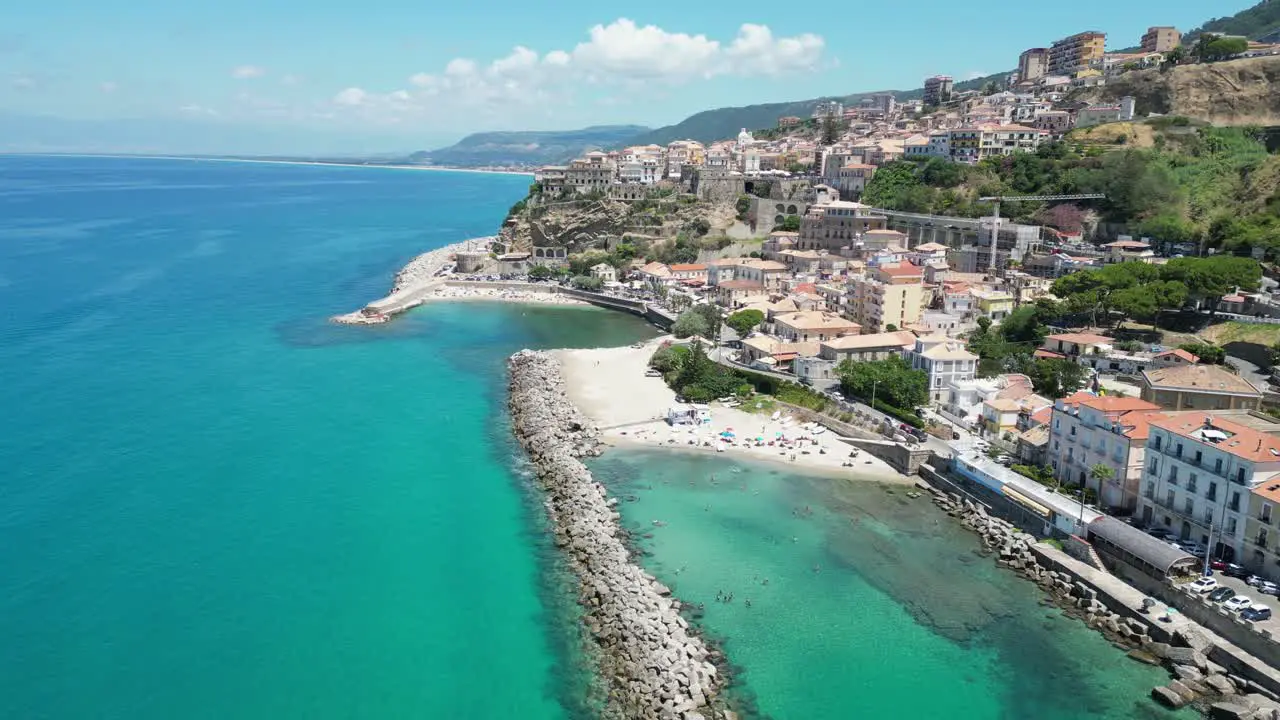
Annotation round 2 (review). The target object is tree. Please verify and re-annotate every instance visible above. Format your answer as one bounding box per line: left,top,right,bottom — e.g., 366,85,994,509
836,356,928,411
528,265,554,280
1196,36,1248,62
725,309,765,337
980,80,999,96
997,305,1049,345
734,195,752,221
1180,342,1225,364
570,275,604,291
691,304,723,343
1028,359,1087,397
672,309,711,339
1038,203,1086,234
1089,463,1116,487
1163,45,1186,68
778,215,802,232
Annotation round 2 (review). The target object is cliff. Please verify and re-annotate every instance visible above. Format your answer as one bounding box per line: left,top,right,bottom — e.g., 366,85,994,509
1074,56,1280,127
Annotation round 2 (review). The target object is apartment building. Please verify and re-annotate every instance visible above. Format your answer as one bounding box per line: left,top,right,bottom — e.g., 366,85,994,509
908,334,979,404
923,75,954,106
1018,48,1049,83
797,201,888,252
774,311,861,343
949,125,1047,162
1048,31,1107,77
1139,414,1280,562
1047,394,1163,511
1140,365,1263,411
818,330,917,364
734,259,790,292
834,163,877,199
1032,110,1073,138
1141,26,1181,54
847,263,925,333
1075,97,1137,128
1245,482,1280,579
565,152,617,193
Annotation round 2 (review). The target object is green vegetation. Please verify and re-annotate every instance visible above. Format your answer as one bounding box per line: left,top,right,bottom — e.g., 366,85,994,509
861,125,1280,258
966,312,1088,396
570,275,603,291
419,124,650,167
1050,256,1260,322
835,356,927,425
1194,35,1249,62
527,265,554,280
672,305,722,340
778,215,802,232
1179,341,1225,364
725,309,765,337
648,342,834,409
735,194,752,221
1188,1,1280,43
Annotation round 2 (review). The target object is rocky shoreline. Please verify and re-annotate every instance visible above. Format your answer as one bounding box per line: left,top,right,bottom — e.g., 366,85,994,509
331,237,492,324
508,350,729,720
931,489,1280,719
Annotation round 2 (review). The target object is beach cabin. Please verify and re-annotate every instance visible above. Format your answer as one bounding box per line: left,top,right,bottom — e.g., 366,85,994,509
668,404,712,426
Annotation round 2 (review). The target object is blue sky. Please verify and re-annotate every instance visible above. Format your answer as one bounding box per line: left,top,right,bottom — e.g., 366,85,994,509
0,0,1252,154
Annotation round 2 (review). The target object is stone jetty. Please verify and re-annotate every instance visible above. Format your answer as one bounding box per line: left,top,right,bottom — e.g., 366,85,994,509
508,350,728,720
931,489,1280,719
331,237,491,324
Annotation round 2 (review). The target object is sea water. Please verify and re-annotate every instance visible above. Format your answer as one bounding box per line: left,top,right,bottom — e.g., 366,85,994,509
591,451,1191,720
0,155,1186,719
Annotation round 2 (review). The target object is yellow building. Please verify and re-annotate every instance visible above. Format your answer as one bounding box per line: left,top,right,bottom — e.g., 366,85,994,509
972,289,1015,321
1048,31,1106,76
848,264,925,333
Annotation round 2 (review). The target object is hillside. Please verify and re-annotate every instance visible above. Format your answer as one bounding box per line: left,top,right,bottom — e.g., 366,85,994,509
627,71,1011,146
416,125,649,167
1072,55,1280,127
1187,0,1280,43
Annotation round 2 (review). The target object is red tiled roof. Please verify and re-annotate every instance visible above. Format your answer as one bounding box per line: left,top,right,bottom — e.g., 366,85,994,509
1149,415,1280,462
1077,396,1161,414
1030,407,1053,426
669,263,707,272
1045,332,1111,345
877,263,924,277
1034,349,1066,359
794,282,817,295
1154,348,1199,363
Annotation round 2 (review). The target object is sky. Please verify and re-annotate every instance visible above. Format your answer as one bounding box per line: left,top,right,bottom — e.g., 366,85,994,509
0,0,1254,154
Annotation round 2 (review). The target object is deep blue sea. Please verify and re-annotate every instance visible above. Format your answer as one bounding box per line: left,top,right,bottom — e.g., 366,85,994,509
0,155,1183,719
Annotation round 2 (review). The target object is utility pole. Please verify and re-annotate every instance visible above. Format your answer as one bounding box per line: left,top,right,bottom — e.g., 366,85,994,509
978,193,1106,274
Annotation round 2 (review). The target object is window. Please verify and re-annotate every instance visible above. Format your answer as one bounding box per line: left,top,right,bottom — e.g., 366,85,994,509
1187,474,1197,494
1215,458,1223,473
1230,491,1241,513
1175,443,1183,458
1263,504,1274,524
1194,450,1202,465
1236,468,1246,485
1167,467,1178,484
1226,517,1238,536
1184,498,1194,514
1152,436,1162,451
1145,482,1155,499
1070,426,1076,436
1207,482,1218,502
1147,459,1157,474
1166,490,1175,507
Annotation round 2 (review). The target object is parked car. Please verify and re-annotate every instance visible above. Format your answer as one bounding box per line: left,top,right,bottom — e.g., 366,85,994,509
1247,575,1267,588
644,369,662,378
1207,586,1236,603
1224,596,1254,612
1241,605,1273,622
1179,542,1209,558
1260,581,1280,597
1189,577,1218,593
1223,563,1249,578
1147,528,1177,542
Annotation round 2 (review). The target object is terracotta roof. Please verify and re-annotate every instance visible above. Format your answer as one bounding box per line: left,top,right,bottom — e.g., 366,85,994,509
775,311,862,331
920,343,979,361
1045,332,1112,345
1104,240,1151,249
821,331,917,351
1149,415,1280,463
718,280,766,291
1077,396,1162,413
1030,407,1053,426
1115,410,1167,441
864,229,908,237
1034,349,1066,359
1142,365,1261,396
914,242,948,251
668,263,707,272
743,260,788,271
1254,481,1280,505
793,282,817,295
1154,348,1199,363
877,263,924,278
984,398,1022,413
639,262,671,276
1222,294,1246,303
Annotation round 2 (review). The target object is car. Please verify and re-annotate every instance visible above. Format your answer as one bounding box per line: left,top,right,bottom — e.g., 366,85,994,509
1189,577,1218,593
1207,586,1236,603
1224,596,1254,612
1223,563,1250,578
1241,605,1273,622
644,369,662,378
1261,581,1280,597
1179,542,1209,558
1247,575,1267,588
1147,528,1177,542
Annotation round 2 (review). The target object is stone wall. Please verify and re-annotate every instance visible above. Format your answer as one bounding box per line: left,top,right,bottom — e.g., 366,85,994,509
508,351,728,720
930,486,1280,717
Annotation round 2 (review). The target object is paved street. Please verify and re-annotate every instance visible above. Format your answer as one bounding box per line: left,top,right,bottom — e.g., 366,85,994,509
1190,571,1280,637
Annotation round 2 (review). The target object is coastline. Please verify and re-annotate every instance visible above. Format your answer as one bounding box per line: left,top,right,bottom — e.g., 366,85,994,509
555,341,910,485
2,153,536,176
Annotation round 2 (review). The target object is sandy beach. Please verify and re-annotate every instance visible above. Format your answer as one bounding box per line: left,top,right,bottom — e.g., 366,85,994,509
556,341,909,483
423,284,587,306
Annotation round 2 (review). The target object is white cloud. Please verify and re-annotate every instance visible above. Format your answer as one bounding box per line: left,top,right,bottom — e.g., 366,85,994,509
326,19,826,126
100,81,118,93
179,104,217,116
231,65,265,79
332,87,367,106
280,74,300,86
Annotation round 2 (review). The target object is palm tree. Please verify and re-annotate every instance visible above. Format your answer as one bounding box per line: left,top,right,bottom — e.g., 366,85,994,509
1088,463,1116,510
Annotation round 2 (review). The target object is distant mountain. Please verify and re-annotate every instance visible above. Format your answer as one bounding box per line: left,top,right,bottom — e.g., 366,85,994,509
626,72,1011,146
1187,0,1280,43
417,125,650,167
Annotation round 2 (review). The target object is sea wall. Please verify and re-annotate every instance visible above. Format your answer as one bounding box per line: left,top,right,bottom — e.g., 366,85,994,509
508,350,727,720
929,486,1280,716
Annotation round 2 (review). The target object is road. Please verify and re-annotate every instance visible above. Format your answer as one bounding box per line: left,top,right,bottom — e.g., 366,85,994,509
1186,571,1280,637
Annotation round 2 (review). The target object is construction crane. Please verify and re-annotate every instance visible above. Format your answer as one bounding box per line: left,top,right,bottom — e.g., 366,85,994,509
977,193,1106,272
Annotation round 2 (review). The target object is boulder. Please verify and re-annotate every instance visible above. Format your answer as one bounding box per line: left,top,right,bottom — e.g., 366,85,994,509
1153,685,1190,709
1206,674,1238,696
1175,665,1206,683
1210,702,1257,720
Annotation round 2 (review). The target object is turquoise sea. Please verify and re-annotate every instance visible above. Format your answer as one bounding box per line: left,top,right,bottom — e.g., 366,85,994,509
0,156,1182,719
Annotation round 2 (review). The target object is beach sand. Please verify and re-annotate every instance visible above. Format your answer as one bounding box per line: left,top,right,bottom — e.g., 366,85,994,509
556,342,909,483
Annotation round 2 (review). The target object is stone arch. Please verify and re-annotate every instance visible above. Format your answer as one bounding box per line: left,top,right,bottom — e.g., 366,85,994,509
776,203,785,212
788,205,798,214
774,214,784,224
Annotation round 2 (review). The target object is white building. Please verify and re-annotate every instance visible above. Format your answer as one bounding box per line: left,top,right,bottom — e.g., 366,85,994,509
1047,393,1163,512
908,334,979,404
1139,413,1280,562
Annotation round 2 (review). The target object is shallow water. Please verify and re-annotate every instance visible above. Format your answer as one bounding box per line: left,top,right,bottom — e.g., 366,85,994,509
591,450,1191,720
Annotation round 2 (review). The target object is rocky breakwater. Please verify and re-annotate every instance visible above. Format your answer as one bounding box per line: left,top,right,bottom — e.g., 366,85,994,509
331,237,492,324
932,490,1280,719
508,350,728,720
